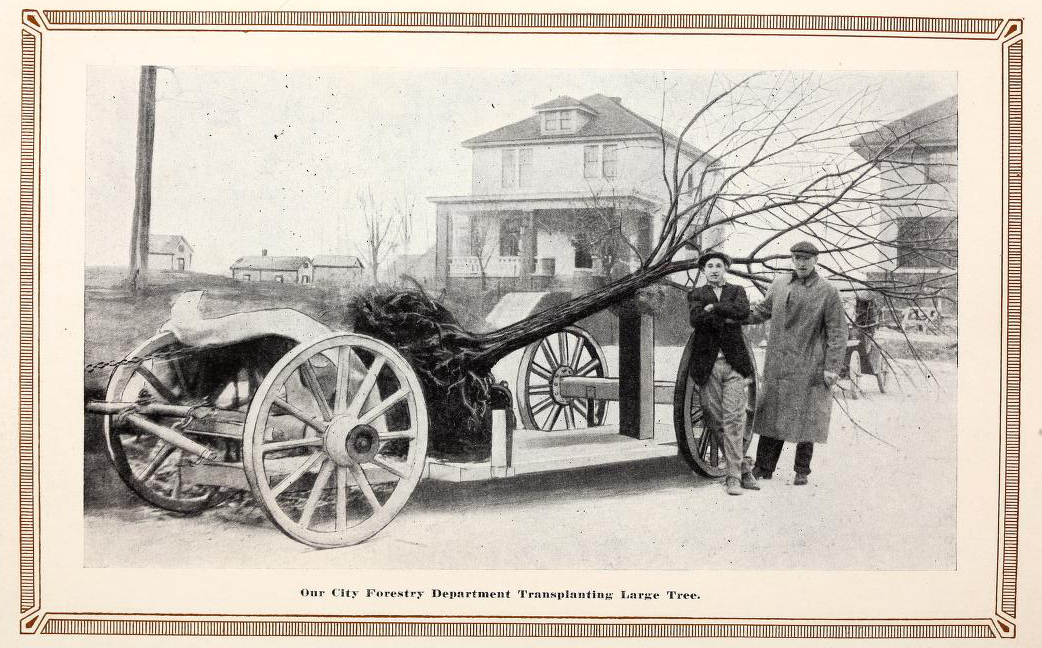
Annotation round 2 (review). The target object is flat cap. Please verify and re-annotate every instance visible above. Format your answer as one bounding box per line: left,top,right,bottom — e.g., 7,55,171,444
789,240,820,256
697,251,732,269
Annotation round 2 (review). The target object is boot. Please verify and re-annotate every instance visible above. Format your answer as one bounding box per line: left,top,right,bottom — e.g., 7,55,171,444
793,473,809,486
724,477,743,496
741,471,761,490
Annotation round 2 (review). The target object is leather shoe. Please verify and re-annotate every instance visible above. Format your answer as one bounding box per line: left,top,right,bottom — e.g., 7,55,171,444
793,473,809,486
740,471,761,490
752,467,772,480
724,477,743,496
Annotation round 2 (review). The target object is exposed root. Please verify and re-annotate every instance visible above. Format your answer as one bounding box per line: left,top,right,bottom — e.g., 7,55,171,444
347,287,497,461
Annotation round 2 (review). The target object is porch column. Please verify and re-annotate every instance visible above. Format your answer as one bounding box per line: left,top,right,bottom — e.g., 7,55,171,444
519,210,536,285
435,204,451,286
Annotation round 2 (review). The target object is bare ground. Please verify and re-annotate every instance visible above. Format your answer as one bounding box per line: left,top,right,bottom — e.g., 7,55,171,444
84,353,955,571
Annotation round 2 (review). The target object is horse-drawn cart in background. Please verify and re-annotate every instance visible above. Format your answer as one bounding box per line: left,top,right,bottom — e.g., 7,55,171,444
86,291,754,548
841,293,890,394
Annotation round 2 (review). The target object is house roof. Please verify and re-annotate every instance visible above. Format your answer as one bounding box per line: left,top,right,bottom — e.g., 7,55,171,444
149,234,192,254
532,95,597,113
312,255,364,268
462,93,712,161
230,255,310,271
850,95,957,160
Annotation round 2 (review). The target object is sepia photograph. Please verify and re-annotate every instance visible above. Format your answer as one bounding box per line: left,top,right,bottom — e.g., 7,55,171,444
82,66,958,570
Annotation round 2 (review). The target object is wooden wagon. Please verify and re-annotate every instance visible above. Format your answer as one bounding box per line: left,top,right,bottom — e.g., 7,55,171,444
86,292,754,548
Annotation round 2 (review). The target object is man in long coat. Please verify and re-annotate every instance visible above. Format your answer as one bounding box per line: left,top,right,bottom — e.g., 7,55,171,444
748,241,847,485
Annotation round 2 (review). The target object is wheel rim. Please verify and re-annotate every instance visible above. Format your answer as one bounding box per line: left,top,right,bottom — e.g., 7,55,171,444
103,332,219,513
673,335,757,478
243,333,428,548
516,326,608,431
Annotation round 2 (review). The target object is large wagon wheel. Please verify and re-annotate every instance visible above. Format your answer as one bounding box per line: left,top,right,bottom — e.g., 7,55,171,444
103,332,223,513
516,326,609,431
673,335,758,478
243,332,428,548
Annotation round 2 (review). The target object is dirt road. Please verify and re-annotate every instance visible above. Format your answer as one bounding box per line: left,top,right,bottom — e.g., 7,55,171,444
84,355,955,571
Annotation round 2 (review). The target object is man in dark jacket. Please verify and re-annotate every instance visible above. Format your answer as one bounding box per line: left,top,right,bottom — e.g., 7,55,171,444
687,251,758,495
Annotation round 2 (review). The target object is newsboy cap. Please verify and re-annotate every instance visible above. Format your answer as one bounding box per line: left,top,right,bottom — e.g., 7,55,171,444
789,240,820,256
697,251,732,269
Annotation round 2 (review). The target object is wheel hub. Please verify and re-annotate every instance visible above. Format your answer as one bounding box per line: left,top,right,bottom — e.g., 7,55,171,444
324,417,381,466
550,365,574,405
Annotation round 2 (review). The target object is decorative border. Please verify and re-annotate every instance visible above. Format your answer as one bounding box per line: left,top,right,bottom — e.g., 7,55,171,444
997,35,1023,631
18,9,1023,639
28,11,1006,35
19,12,42,628
33,617,999,638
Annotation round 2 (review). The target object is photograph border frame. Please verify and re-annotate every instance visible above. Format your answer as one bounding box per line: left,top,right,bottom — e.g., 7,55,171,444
18,9,1023,640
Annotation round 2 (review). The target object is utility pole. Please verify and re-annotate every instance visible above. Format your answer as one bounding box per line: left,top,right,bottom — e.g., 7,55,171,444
128,65,157,291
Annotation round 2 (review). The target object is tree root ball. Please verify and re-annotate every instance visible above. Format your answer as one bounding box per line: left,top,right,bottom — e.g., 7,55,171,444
345,287,497,462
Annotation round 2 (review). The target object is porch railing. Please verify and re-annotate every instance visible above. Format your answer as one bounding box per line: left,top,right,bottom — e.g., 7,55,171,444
449,256,523,277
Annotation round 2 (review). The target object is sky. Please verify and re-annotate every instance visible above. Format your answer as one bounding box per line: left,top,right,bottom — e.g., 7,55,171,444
85,67,956,275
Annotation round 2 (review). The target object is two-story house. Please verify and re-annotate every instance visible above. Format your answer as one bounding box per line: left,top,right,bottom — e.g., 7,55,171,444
429,94,716,292
849,95,958,315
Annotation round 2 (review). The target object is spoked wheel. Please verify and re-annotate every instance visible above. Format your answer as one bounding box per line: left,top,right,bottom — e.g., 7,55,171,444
243,332,428,548
673,335,757,478
516,326,609,431
103,332,222,513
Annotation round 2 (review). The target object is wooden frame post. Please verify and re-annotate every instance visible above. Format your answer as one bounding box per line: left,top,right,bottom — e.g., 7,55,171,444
618,299,655,440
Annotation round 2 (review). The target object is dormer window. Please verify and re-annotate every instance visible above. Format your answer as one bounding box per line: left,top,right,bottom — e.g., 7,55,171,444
544,110,575,133
532,96,598,135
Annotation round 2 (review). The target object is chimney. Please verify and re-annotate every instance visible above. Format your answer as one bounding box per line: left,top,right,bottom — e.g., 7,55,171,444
608,96,622,105
261,249,268,257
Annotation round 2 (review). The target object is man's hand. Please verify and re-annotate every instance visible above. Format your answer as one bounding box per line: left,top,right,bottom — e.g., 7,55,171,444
823,370,840,387
704,304,715,312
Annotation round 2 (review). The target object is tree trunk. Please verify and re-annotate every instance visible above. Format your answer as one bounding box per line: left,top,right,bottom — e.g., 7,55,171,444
471,259,694,367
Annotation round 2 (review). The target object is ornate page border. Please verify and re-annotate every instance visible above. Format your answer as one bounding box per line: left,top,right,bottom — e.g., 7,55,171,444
18,9,1023,639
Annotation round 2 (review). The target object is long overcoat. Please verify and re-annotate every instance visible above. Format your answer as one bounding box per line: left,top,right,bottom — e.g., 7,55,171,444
750,271,847,443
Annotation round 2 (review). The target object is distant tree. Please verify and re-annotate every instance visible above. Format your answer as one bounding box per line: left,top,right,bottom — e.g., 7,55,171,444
354,185,398,285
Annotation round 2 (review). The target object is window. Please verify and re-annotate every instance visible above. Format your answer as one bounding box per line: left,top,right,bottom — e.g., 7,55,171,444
501,149,517,188
602,144,618,179
243,273,251,281
518,148,533,188
574,245,593,269
451,213,471,255
177,258,185,271
896,217,956,269
584,145,600,178
558,111,573,131
584,144,618,179
925,149,957,183
682,169,695,192
499,218,521,257
544,112,559,131
502,148,532,189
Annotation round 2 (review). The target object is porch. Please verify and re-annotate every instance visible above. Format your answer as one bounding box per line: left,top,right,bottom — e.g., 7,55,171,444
429,191,657,293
